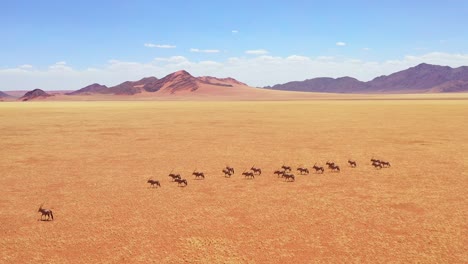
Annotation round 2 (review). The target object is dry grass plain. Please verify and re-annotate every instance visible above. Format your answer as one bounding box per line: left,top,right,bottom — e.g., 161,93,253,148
1,99,467,263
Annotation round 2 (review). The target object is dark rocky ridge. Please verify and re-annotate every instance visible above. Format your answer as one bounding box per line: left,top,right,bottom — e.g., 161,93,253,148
19,89,52,101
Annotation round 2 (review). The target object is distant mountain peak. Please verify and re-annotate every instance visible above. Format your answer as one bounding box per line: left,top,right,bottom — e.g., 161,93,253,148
67,83,109,95
19,89,52,101
172,70,192,76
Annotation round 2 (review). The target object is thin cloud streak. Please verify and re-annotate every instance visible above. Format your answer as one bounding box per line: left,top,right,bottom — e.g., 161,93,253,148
144,43,176,48
245,49,269,55
190,48,220,53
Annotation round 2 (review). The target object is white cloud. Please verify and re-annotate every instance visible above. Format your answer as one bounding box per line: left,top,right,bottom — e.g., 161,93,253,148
2,52,468,90
286,55,311,62
245,49,269,55
362,47,370,51
232,30,239,33
317,56,335,61
144,43,176,48
336,42,346,46
19,64,33,69
48,61,73,72
190,48,220,53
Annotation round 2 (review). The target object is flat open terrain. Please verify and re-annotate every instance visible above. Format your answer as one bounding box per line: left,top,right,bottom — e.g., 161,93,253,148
1,99,467,263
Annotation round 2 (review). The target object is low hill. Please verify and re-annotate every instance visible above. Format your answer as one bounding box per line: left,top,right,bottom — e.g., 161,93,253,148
67,83,109,95
19,89,52,101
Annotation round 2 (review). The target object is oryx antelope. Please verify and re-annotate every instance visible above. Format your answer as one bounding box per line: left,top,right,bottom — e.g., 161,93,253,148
225,166,235,174
348,160,357,167
242,171,255,179
38,204,54,221
222,168,233,177
326,161,340,172
147,178,161,187
281,165,292,172
283,173,295,182
297,167,309,175
250,166,262,175
192,170,205,179
174,178,188,186
381,161,391,168
312,164,324,173
372,161,383,169
274,170,285,177
168,173,181,181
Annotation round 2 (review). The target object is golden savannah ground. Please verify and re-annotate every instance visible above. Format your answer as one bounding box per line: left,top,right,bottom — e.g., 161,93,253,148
1,99,467,263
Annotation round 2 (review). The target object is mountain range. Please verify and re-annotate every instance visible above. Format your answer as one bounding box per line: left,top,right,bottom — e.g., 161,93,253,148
1,63,468,101
265,63,468,93
67,70,247,96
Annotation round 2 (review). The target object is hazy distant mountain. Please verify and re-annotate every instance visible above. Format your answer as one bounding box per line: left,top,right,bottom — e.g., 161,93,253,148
67,83,109,95
69,71,247,95
19,89,52,101
0,90,11,99
266,77,367,93
266,63,468,93
198,76,247,87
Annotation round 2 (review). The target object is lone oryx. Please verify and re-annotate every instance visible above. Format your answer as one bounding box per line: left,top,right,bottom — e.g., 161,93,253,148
147,178,161,188
38,203,54,221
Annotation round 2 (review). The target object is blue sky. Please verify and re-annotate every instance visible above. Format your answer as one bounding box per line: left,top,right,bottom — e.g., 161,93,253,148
2,1,468,90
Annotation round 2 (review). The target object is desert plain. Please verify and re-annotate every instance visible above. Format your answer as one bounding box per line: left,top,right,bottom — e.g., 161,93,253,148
0,97,467,263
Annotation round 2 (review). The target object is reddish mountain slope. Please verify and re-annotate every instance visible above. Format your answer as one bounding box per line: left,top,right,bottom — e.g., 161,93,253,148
68,71,247,96
143,70,200,94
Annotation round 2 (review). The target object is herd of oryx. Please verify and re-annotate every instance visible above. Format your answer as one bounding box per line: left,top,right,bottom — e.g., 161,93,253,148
38,158,391,221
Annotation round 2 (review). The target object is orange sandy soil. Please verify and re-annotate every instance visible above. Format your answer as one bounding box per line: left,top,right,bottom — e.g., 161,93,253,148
0,99,467,263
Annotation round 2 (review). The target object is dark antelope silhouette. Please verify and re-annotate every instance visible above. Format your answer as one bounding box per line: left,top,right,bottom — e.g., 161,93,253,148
38,204,54,221
222,168,232,177
168,173,181,181
381,161,391,168
283,173,295,182
348,160,357,167
274,170,285,177
174,178,188,186
242,170,255,179
250,165,262,175
297,167,309,175
312,164,324,173
192,170,205,179
147,178,161,187
225,166,235,174
372,161,382,169
281,165,292,172
326,161,340,172
371,158,390,168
